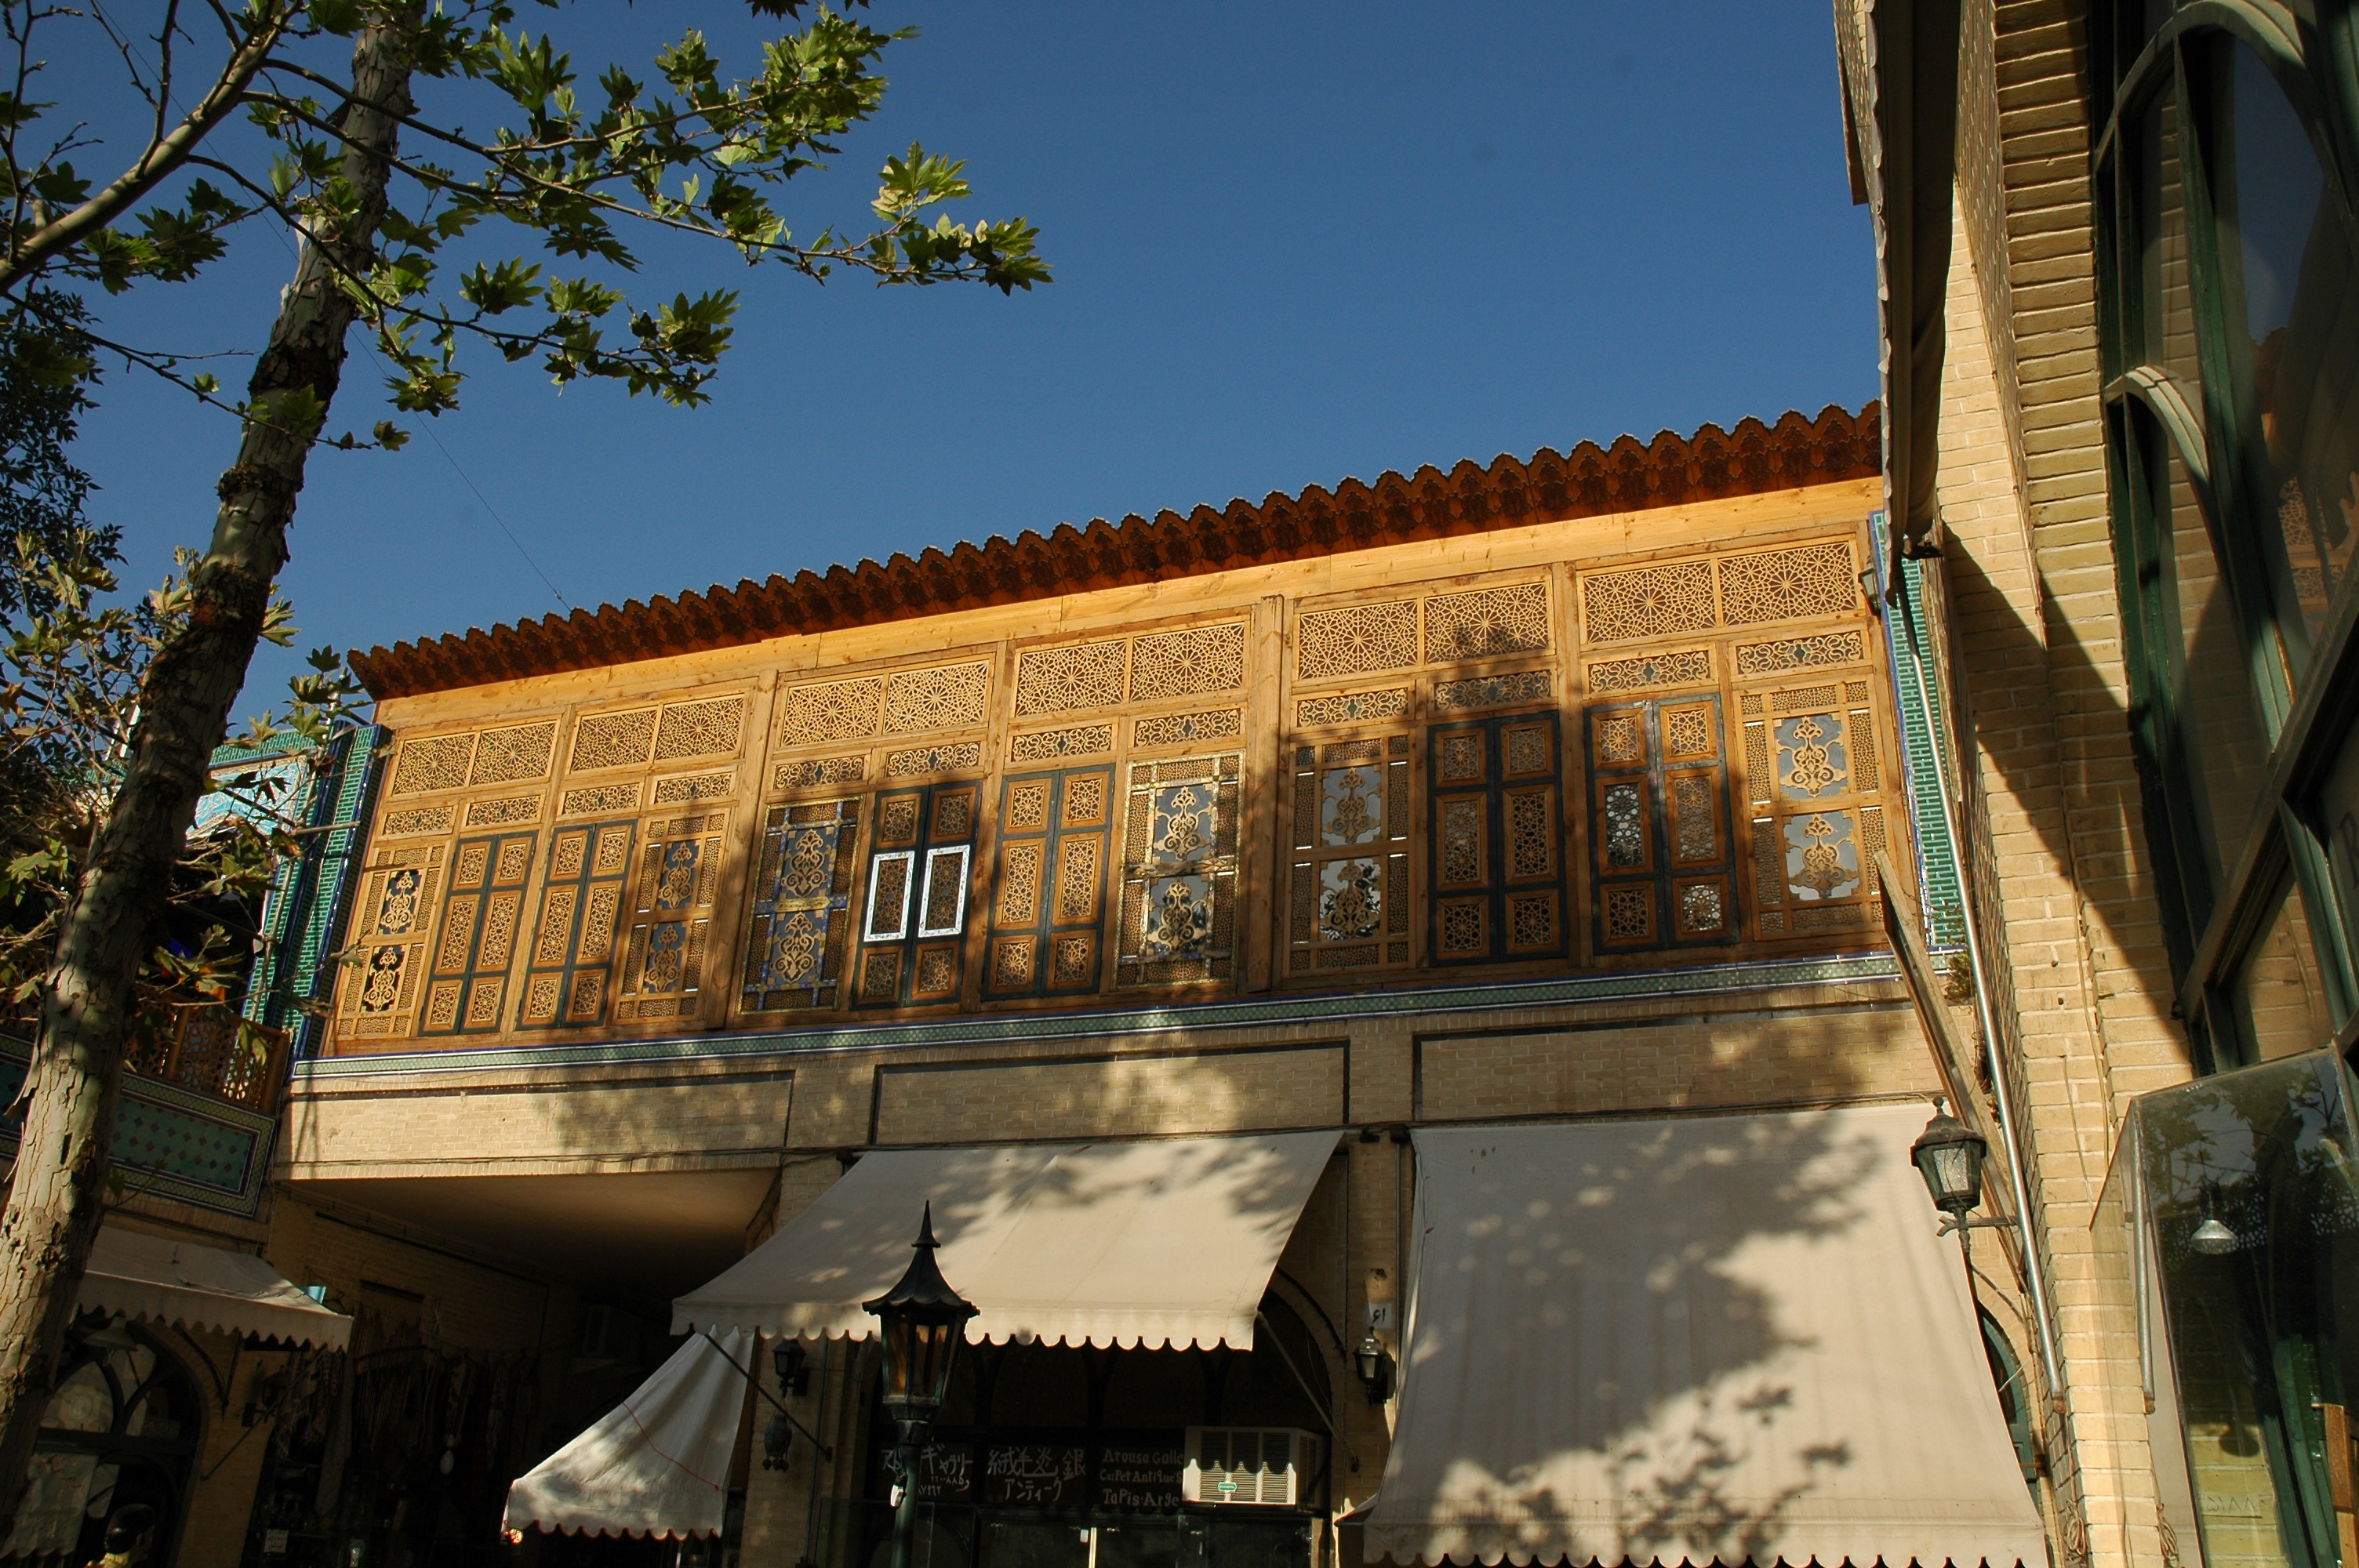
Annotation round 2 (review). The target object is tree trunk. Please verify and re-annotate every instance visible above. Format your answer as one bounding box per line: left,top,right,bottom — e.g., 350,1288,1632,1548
0,9,416,1534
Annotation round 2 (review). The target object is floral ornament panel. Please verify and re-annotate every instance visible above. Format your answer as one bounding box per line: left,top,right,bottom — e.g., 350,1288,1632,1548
1321,764,1385,845
1118,755,1241,986
741,800,861,1013
1429,714,1566,964
337,843,445,1040
616,812,725,1024
1784,811,1863,901
1319,858,1384,941
1290,736,1412,974
1775,713,1852,800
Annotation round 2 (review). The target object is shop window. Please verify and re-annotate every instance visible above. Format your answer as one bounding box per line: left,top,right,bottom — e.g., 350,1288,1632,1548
612,811,725,1025
420,830,537,1035
986,767,1113,999
1115,754,1241,987
1427,714,1565,964
1585,697,1736,951
1741,681,1887,942
1287,736,1412,975
514,820,634,1030
857,782,980,1007
740,797,863,1013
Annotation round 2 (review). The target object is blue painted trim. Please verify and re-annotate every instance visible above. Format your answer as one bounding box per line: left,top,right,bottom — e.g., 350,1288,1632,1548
293,949,1903,1080
1874,512,1968,951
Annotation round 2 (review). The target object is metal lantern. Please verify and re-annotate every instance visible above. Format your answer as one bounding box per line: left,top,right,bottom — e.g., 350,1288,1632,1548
1910,1104,1989,1217
1354,1335,1394,1405
772,1337,812,1396
863,1203,977,1425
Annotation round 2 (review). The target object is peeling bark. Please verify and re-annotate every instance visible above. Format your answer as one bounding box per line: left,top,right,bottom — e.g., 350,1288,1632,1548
0,8,416,1534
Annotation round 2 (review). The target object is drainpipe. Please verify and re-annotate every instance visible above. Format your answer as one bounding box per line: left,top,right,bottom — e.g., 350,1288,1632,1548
1896,560,2067,1406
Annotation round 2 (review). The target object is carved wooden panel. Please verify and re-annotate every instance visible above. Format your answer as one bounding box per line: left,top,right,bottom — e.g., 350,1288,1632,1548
986,767,1113,998
856,782,979,1007
1294,689,1409,728
1296,601,1419,681
387,733,476,797
1742,675,1888,941
883,662,991,735
1128,622,1246,701
615,811,726,1024
1132,708,1243,749
570,709,659,773
1586,648,1714,695
1717,542,1863,626
1013,640,1130,717
468,722,558,786
1116,754,1241,986
1289,735,1412,975
1585,696,1738,952
560,782,640,817
1010,724,1114,763
1430,670,1552,714
774,755,867,792
1579,560,1717,644
741,797,862,1013
335,842,445,1040
1426,714,1565,964
380,804,454,839
780,677,885,746
422,831,537,1036
517,820,634,1029
1423,583,1550,663
653,697,746,761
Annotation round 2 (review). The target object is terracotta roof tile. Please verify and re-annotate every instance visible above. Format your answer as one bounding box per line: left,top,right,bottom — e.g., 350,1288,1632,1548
351,402,1880,699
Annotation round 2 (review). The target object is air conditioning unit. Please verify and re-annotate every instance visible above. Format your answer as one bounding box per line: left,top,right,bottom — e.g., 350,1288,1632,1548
1183,1428,1315,1506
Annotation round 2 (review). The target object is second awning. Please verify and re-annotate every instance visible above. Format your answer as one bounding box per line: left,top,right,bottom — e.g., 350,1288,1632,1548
1367,1104,2046,1568
673,1131,1336,1349
79,1227,350,1350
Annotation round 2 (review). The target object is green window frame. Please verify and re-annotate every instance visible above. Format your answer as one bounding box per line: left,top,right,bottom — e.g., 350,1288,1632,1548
2093,0,2359,1070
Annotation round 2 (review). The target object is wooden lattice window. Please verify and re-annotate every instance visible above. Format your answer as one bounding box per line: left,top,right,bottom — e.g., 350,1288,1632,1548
856,782,980,1007
1115,754,1241,987
1427,714,1566,964
421,831,537,1035
985,767,1113,998
334,842,445,1040
740,798,862,1013
1585,696,1739,951
1741,677,1888,940
1288,737,1412,975
517,819,635,1029
613,811,726,1025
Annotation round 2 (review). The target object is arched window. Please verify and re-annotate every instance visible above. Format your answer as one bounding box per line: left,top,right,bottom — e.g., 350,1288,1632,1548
3,1317,202,1566
2094,1,2359,1069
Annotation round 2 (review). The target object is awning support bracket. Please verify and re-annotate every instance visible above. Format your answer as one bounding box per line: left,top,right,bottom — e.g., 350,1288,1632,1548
699,1330,834,1460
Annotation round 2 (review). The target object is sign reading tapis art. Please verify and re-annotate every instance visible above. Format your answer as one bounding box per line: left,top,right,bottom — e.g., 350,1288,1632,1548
1096,1439,1187,1511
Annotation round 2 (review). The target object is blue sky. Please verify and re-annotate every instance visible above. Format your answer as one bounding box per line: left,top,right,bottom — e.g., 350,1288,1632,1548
64,2,1876,711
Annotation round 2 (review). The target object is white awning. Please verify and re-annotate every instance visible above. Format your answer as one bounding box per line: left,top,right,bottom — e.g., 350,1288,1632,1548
674,1131,1336,1349
503,1329,752,1541
1368,1105,2047,1568
78,1228,350,1350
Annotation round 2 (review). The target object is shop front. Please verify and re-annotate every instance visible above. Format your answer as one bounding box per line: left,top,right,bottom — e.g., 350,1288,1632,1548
507,1133,1342,1566
2101,1051,2359,1568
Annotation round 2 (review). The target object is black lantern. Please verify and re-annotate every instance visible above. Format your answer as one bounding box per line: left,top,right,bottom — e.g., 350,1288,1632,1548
1354,1336,1394,1405
761,1414,794,1472
863,1203,977,1426
772,1337,812,1397
1910,1102,1989,1217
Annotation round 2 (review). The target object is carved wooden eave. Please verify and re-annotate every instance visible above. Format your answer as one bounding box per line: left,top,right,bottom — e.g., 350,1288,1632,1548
351,402,1881,700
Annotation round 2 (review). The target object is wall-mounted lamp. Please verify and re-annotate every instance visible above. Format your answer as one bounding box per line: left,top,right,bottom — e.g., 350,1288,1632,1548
773,1337,812,1397
1354,1336,1394,1405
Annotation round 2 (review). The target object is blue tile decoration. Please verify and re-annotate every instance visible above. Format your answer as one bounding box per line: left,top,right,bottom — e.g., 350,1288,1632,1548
1877,516,1968,951
236,725,385,1058
293,948,1903,1081
0,1044,273,1214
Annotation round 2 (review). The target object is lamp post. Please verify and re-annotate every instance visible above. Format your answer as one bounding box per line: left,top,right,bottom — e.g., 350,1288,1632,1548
1910,1101,2009,1235
864,1203,977,1568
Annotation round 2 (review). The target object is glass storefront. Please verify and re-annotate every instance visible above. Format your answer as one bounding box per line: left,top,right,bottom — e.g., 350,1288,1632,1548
2103,1051,2359,1568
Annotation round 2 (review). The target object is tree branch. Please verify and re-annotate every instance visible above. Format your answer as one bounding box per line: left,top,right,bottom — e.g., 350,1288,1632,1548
0,7,292,295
